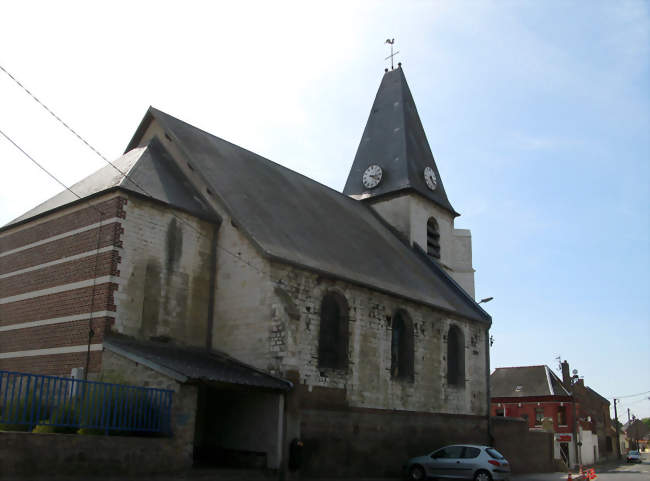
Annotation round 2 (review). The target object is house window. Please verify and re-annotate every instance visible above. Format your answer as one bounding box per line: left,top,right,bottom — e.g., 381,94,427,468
535,408,544,425
558,406,567,426
427,217,440,260
522,413,529,425
495,408,505,417
391,310,414,381
318,292,349,369
447,325,465,386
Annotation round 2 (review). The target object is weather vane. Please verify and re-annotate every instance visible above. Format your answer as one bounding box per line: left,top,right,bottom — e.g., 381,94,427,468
385,38,399,70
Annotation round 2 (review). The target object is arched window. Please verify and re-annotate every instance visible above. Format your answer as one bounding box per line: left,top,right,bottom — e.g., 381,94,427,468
447,325,465,386
391,310,414,381
318,292,349,369
427,217,440,260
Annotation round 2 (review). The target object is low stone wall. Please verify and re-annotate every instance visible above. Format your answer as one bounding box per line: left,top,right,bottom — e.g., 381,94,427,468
299,408,489,477
491,416,555,474
0,431,192,477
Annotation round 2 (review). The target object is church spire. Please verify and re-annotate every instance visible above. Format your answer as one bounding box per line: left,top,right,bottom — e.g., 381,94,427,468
343,66,458,217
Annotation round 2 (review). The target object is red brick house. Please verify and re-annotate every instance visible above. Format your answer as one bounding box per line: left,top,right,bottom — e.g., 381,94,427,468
491,365,578,466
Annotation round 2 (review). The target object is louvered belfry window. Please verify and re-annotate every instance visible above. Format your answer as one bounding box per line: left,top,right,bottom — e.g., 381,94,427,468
427,217,441,260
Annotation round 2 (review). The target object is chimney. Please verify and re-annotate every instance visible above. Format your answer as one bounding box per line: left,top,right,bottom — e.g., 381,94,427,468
561,361,571,389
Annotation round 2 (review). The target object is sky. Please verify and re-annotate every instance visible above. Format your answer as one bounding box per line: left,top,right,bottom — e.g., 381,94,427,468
0,1,648,419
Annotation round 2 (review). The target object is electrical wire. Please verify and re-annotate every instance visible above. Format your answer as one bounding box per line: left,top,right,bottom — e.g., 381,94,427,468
0,128,84,203
0,64,110,163
0,63,275,283
0,128,107,381
615,391,650,399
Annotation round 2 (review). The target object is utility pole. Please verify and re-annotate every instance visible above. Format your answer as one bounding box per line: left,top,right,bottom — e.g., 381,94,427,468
627,408,631,423
614,398,621,460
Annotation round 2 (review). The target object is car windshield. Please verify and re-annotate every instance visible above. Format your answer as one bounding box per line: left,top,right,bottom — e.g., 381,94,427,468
629,451,639,455
486,448,505,460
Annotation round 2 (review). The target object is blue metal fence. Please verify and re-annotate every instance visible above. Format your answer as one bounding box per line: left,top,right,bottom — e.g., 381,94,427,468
0,370,173,435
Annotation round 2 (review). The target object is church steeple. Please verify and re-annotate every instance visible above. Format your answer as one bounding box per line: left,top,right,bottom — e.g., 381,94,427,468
344,65,458,217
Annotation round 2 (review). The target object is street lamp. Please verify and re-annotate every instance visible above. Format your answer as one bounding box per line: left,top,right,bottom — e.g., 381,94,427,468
477,297,494,346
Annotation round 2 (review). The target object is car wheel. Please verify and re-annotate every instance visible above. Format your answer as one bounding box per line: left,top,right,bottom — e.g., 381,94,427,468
408,464,426,481
474,469,492,481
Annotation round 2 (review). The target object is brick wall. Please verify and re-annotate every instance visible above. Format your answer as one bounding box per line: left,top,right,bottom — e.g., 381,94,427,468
0,193,125,376
1,189,218,377
491,398,575,433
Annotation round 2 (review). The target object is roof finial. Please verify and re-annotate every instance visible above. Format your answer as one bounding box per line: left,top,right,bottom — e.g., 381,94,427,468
384,38,399,70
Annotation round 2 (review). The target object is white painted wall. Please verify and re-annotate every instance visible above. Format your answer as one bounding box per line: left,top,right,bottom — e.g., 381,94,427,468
579,427,599,465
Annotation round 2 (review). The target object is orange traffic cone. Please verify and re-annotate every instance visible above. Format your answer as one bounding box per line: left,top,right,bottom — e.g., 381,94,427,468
567,473,572,481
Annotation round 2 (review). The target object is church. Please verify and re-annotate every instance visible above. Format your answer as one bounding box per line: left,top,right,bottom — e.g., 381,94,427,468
0,65,492,477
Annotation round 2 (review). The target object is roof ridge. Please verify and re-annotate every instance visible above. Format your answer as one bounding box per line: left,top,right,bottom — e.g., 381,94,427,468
148,106,383,209
494,365,548,370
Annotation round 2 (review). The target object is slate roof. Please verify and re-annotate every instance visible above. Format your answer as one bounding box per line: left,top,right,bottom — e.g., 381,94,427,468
6,137,218,227
104,334,292,391
491,365,572,398
126,107,490,324
4,70,490,324
343,67,458,216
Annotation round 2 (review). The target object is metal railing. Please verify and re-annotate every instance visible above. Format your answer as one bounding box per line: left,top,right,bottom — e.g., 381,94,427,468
0,370,173,435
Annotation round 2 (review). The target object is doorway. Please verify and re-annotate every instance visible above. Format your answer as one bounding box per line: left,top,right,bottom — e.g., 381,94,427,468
560,443,570,467
192,384,284,469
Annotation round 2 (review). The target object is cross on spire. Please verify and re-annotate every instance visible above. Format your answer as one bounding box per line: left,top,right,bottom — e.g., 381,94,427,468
385,38,399,70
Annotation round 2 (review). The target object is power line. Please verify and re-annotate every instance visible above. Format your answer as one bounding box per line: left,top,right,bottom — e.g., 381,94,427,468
621,397,650,406
0,63,275,283
0,128,107,381
0,64,110,163
0,128,84,203
616,390,650,399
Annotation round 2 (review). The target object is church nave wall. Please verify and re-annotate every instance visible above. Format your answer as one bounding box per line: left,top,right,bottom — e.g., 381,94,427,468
269,262,488,416
115,196,216,348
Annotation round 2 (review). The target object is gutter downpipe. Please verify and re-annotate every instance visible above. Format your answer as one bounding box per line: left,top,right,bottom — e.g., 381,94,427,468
205,223,219,349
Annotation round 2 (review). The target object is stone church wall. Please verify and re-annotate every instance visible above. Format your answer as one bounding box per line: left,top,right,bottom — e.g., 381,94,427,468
270,262,488,416
114,195,216,348
209,216,276,370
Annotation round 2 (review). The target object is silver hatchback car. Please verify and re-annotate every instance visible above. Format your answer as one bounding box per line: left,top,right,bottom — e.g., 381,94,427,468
404,445,511,481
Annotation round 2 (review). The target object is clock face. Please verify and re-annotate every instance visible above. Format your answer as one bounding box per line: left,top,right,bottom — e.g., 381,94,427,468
362,164,383,189
424,166,437,190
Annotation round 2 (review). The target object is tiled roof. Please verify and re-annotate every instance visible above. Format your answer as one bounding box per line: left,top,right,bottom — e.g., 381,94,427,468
491,365,571,398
